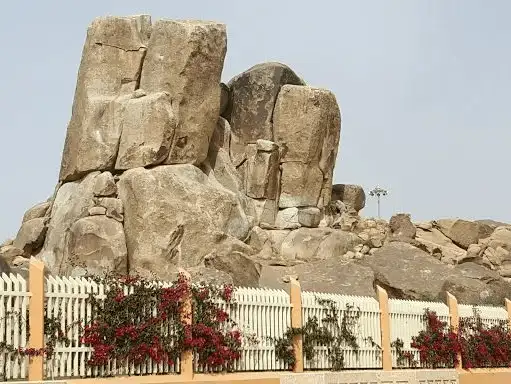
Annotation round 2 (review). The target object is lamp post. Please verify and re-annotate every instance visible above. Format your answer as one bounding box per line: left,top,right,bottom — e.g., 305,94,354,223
369,186,388,219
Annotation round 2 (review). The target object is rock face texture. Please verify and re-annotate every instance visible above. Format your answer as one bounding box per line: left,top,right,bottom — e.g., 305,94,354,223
5,15,511,305
60,16,151,182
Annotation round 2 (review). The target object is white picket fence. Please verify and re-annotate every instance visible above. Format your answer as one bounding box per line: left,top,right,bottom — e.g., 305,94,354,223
0,273,509,379
389,299,451,368
0,274,29,381
301,292,381,370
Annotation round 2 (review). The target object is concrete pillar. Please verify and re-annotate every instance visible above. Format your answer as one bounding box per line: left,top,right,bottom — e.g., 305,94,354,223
376,286,392,371
447,292,462,369
289,276,303,373
28,259,45,381
179,270,194,379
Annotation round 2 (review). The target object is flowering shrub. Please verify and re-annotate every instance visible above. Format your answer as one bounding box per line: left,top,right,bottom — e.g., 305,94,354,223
394,308,511,369
81,274,242,372
459,308,511,368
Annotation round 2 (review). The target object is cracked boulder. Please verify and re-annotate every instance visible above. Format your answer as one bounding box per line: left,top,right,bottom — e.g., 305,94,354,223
435,219,494,250
118,164,251,280
140,20,227,165
39,172,99,274
115,92,177,169
60,15,151,181
66,216,128,276
226,62,304,164
364,241,511,305
331,184,365,212
274,85,341,209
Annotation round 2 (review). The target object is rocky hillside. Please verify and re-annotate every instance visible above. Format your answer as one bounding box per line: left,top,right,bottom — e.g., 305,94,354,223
1,15,511,306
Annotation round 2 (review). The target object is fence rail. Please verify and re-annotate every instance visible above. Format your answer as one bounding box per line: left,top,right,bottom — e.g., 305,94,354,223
0,264,510,380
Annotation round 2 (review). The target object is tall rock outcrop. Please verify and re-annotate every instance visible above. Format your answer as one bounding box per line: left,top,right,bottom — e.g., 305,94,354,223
9,15,509,306
9,15,344,285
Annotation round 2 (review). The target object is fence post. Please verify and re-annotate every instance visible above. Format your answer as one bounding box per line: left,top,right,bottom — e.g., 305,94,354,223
376,286,392,371
289,276,303,373
28,259,45,381
446,292,462,369
179,269,194,380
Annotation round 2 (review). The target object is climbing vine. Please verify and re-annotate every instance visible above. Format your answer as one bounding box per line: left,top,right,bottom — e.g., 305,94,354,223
273,298,380,370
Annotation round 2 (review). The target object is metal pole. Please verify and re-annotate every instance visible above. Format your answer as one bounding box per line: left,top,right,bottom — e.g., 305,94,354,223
377,195,381,219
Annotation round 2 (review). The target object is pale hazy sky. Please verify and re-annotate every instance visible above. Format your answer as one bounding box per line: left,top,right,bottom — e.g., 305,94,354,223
1,0,510,241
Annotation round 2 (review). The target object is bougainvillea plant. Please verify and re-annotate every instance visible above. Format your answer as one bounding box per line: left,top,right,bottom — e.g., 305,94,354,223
458,308,511,368
393,308,511,369
81,273,242,372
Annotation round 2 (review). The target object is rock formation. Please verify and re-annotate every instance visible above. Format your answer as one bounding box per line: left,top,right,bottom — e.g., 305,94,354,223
2,15,511,305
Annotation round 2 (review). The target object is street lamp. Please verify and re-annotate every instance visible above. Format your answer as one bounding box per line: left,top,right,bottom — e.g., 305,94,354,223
369,186,388,219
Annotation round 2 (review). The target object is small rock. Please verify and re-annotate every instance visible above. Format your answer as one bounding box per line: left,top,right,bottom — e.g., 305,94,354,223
368,248,377,255
0,245,24,263
1,239,13,247
22,202,51,223
297,207,321,228
275,208,301,229
12,256,29,268
354,244,364,252
93,172,117,197
361,245,371,254
331,184,365,212
133,89,146,98
256,139,279,152
358,232,370,242
390,213,416,240
355,252,364,259
98,197,124,222
14,218,48,255
416,221,433,230
366,220,377,229
88,206,107,216
344,251,356,259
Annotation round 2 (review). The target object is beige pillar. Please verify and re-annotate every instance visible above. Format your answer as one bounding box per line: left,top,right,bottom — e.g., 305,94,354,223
506,298,511,331
376,285,392,371
289,276,303,373
447,292,462,369
28,259,45,381
178,270,194,379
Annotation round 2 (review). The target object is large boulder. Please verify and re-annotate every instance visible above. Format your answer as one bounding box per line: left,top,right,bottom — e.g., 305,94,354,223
389,213,416,240
435,219,494,249
140,20,227,165
279,228,361,262
274,85,341,209
13,218,48,255
415,227,466,264
364,242,511,305
331,184,365,212
245,140,280,200
226,62,304,164
259,258,375,296
117,165,251,280
203,237,261,287
115,92,177,169
22,202,50,223
40,172,99,274
66,216,128,276
443,262,511,306
60,16,151,181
